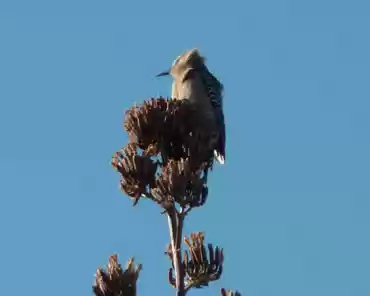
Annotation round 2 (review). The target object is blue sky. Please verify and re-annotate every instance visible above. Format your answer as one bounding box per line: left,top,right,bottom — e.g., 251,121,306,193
0,0,369,295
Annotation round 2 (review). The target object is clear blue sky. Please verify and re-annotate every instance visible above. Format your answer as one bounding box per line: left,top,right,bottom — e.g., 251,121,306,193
0,1,369,295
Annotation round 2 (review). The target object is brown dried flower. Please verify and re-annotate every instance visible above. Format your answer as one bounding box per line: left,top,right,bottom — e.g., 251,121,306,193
124,98,169,150
151,158,208,211
93,255,142,296
168,232,224,291
221,288,242,296
112,143,157,205
124,98,214,171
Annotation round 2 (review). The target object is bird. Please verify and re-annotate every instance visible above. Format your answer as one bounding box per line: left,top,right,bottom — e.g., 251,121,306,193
156,49,226,165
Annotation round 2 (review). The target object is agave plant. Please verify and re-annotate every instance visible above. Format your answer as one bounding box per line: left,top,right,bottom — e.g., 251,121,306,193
93,98,240,296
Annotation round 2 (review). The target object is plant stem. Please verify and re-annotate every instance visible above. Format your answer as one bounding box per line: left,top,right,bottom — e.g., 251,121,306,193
167,209,185,296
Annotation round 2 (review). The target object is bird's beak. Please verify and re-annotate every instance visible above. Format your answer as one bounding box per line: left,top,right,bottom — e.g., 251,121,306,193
156,70,170,77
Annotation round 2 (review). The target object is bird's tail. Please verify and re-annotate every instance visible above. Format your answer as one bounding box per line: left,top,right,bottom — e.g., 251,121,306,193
214,150,225,165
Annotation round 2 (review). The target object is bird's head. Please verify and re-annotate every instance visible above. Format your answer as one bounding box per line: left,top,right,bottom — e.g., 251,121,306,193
156,49,206,79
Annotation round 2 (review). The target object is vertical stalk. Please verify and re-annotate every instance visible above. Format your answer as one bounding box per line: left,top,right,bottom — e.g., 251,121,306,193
175,213,184,295
167,209,185,296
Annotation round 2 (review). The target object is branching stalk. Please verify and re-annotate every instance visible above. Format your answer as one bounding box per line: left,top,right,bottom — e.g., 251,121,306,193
105,97,239,296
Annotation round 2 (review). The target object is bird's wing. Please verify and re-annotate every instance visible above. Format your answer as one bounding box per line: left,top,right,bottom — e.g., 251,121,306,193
201,68,226,163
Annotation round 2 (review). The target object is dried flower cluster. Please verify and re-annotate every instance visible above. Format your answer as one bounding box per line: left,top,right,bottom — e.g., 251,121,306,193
112,98,214,211
221,289,242,296
93,255,142,296
93,97,240,296
167,232,224,291
124,98,214,167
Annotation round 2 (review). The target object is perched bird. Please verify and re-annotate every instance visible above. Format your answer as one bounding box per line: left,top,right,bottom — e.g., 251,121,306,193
156,49,226,165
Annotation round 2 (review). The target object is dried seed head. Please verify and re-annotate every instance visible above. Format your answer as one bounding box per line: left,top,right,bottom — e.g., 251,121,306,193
93,255,142,296
168,232,224,290
151,159,208,210
113,97,217,209
112,144,157,205
221,288,242,296
124,98,214,171
124,98,169,149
